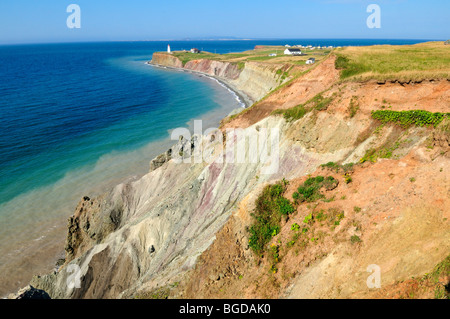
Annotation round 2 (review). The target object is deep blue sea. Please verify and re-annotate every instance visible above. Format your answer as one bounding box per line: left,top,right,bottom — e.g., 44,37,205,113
0,39,431,296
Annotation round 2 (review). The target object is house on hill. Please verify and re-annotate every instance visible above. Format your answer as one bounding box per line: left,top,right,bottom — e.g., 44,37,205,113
284,48,302,56
190,48,200,53
306,57,315,64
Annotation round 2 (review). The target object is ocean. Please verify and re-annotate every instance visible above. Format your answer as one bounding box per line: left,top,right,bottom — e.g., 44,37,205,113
0,39,431,297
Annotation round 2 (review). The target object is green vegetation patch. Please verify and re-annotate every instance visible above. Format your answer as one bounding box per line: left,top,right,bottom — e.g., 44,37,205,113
310,93,335,111
334,42,450,82
348,96,360,118
320,162,354,174
172,51,219,66
335,55,367,79
428,254,450,299
292,176,339,203
279,105,308,121
371,110,449,128
397,254,450,299
274,91,336,122
350,235,362,244
248,181,295,254
236,61,245,70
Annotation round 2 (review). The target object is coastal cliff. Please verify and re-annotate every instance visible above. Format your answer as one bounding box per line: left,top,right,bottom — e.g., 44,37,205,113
25,43,450,299
151,52,285,104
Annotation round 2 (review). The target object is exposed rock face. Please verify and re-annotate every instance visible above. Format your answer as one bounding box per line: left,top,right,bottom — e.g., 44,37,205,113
8,285,51,299
149,135,196,172
32,105,362,299
228,62,284,103
184,59,241,80
150,52,183,68
28,117,307,298
64,192,125,262
149,150,172,172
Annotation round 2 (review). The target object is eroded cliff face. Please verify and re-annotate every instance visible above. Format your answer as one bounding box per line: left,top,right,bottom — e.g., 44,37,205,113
31,116,340,299
175,93,450,298
228,62,285,103
151,52,284,104
150,52,183,69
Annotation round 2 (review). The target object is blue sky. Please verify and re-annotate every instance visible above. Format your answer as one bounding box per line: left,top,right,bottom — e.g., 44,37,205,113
0,0,448,44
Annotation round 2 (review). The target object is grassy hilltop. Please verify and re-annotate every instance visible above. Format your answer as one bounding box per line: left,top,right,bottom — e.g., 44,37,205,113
335,41,450,82
171,45,331,67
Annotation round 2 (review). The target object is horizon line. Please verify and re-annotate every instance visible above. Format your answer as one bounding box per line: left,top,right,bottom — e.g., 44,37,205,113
0,37,445,47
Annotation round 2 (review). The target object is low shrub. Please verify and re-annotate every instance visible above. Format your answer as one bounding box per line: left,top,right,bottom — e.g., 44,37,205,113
351,235,362,244
248,182,295,254
371,110,449,128
293,175,339,203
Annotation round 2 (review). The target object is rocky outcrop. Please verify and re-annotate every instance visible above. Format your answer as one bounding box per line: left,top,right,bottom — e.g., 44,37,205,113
8,285,50,299
149,135,197,172
64,193,125,263
150,52,183,68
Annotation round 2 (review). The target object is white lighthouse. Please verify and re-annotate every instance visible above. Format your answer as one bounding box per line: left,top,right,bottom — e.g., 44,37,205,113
167,44,171,54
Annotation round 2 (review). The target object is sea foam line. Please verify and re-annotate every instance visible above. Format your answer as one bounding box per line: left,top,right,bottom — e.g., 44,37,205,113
146,62,247,108
201,74,246,108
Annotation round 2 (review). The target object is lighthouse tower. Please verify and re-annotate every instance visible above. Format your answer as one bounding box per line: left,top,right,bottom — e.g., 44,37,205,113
167,44,171,54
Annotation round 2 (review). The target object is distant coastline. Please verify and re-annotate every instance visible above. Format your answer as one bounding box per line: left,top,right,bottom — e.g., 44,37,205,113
146,61,252,109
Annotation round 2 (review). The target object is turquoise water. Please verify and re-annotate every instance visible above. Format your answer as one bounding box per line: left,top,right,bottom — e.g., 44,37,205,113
0,39,431,296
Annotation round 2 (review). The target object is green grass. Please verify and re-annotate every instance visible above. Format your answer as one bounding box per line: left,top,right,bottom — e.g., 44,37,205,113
134,287,170,299
344,174,352,184
248,181,295,254
171,45,330,66
172,51,219,65
274,90,336,122
320,162,355,174
334,42,450,82
371,110,449,128
279,105,308,121
167,44,331,74
359,148,391,163
292,176,339,203
247,55,280,62
348,96,360,118
350,235,362,244
237,61,245,70
429,255,450,299
310,93,335,111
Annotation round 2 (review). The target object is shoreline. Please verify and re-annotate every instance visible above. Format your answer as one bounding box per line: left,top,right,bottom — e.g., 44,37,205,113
146,61,254,110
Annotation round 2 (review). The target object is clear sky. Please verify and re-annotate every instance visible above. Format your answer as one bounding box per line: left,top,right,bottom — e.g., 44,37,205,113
0,0,448,44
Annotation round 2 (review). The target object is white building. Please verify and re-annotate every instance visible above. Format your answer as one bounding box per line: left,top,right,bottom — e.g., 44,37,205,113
167,44,171,54
284,48,302,56
306,57,315,64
